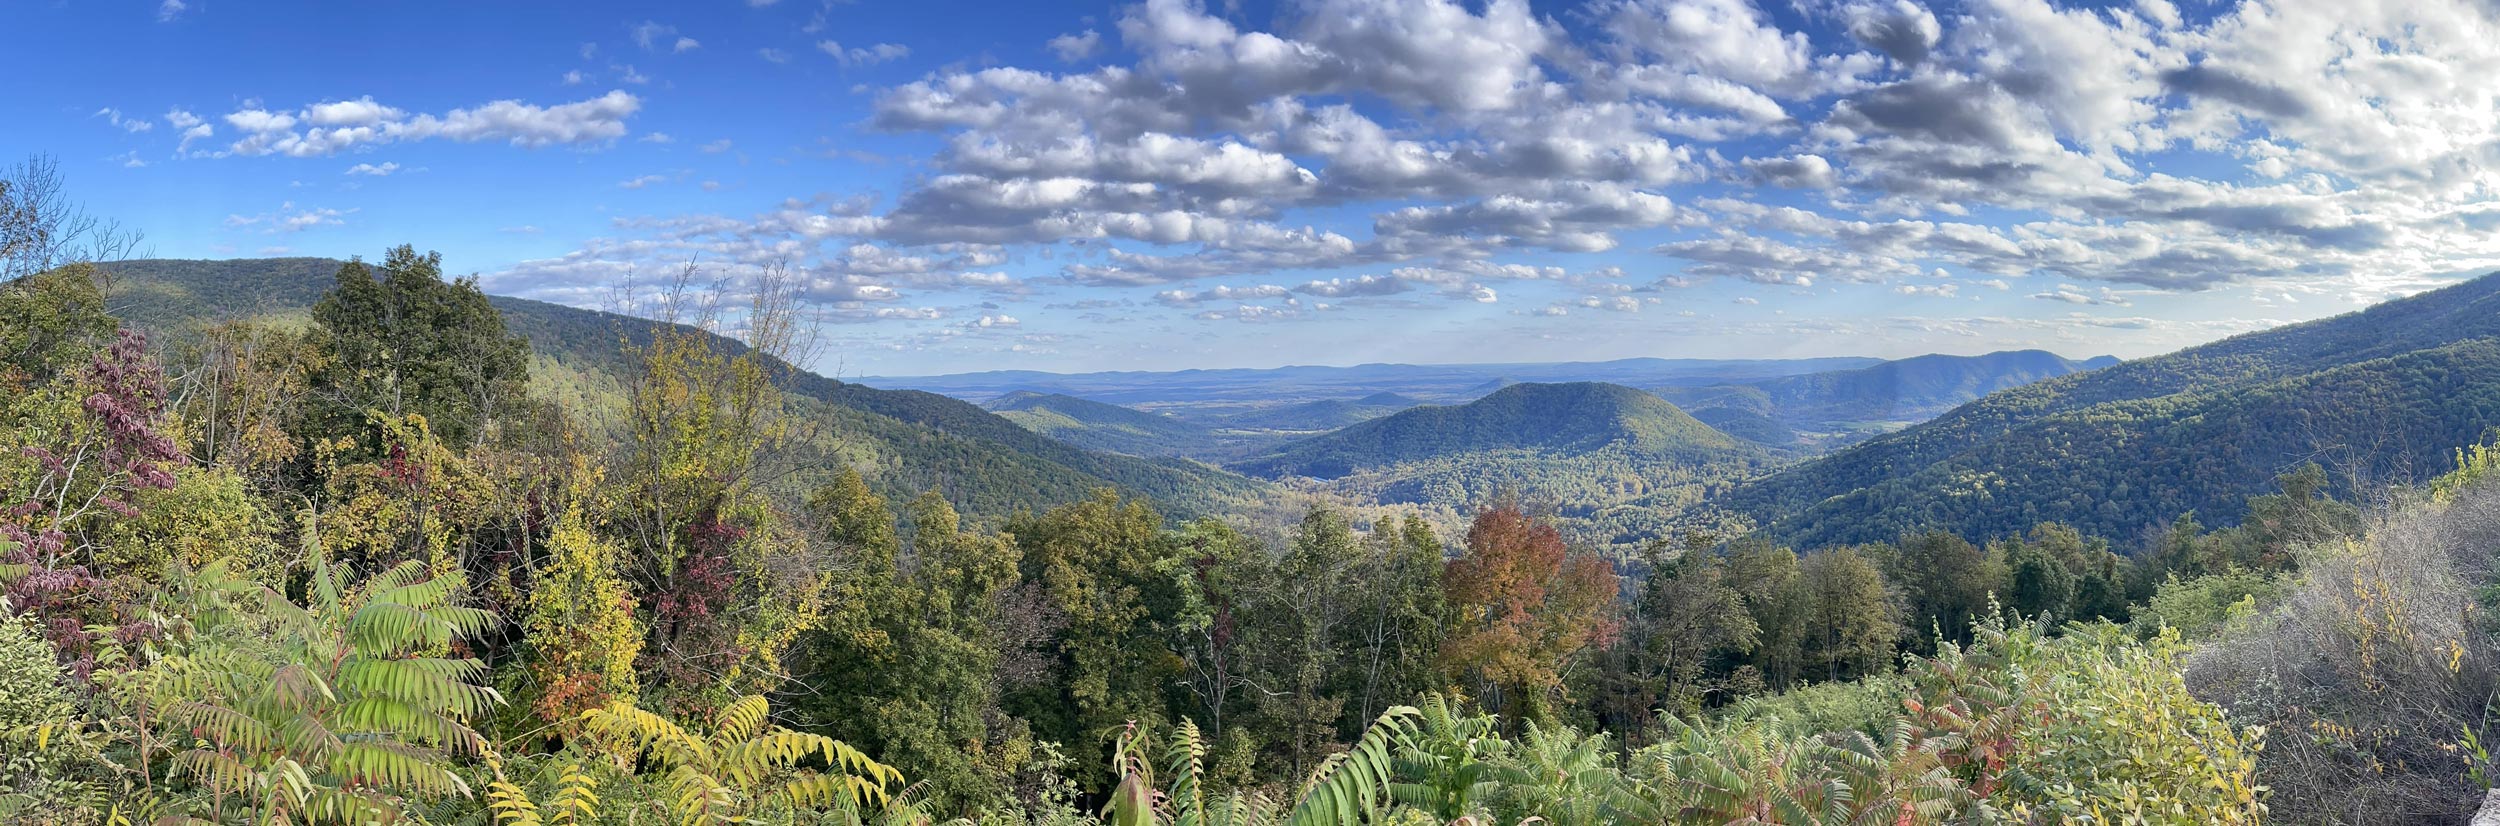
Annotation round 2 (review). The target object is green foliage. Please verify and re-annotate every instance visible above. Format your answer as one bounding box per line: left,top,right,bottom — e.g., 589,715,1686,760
990,393,1216,459
795,472,1030,812
1003,491,1183,783
310,246,532,447
0,263,115,382
1233,384,1770,553
153,557,500,823
1731,273,2500,546
0,614,76,816
579,694,902,826
2130,570,2291,641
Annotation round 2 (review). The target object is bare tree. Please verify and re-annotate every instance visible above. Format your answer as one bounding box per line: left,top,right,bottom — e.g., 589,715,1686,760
0,154,147,281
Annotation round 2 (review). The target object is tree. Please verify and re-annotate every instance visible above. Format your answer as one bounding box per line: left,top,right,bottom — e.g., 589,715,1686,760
2002,537,2075,621
1003,491,1181,783
0,263,115,383
610,291,825,711
1441,503,1618,727
796,472,1031,811
1345,514,1445,730
1721,537,1805,689
1596,535,1757,732
1795,547,1898,683
309,245,530,448
521,465,644,727
1888,530,2001,653
1246,506,1365,780
0,155,144,282
1161,519,1266,746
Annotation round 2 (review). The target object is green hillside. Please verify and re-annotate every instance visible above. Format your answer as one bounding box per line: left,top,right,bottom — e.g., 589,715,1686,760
1658,349,2112,448
97,258,1270,521
1237,382,1752,477
1724,273,2500,547
987,391,1216,457
1230,383,1771,545
1213,391,1426,432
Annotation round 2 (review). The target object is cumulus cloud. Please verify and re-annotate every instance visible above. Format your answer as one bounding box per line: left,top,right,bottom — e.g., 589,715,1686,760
1049,30,1102,61
208,91,641,157
482,0,2500,350
344,162,399,176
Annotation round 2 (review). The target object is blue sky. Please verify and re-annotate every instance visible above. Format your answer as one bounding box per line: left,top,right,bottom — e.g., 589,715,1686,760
7,0,2499,376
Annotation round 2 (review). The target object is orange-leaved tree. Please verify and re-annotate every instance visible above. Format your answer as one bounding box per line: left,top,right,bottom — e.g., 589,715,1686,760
1440,502,1618,727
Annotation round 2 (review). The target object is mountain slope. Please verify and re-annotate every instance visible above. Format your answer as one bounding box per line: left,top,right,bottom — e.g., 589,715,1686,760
986,391,1215,457
1235,382,1753,479
1723,273,2500,547
1215,392,1426,432
1228,384,1771,548
97,258,1269,521
1657,349,2113,448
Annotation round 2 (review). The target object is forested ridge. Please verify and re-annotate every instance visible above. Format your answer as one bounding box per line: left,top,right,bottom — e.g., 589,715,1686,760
12,225,2500,824
96,256,1273,523
1723,271,2500,546
986,392,1220,459
1656,349,2115,449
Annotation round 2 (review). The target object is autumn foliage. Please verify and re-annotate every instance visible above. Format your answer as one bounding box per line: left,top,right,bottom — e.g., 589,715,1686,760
1441,502,1619,725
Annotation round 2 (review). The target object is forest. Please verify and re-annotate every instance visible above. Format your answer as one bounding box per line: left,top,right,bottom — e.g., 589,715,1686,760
7,163,2500,823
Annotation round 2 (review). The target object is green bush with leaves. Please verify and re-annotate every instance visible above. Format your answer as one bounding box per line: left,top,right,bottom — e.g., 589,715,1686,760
150,557,501,823
576,694,902,826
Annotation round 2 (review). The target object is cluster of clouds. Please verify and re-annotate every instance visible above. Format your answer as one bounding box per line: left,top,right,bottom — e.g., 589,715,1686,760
126,0,2500,361
500,0,2500,342
161,91,642,160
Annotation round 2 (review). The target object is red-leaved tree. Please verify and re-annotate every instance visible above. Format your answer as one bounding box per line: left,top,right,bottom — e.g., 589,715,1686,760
1440,502,1619,726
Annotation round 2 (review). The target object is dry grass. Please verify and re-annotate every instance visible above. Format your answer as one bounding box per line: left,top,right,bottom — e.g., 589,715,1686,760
2189,484,2500,824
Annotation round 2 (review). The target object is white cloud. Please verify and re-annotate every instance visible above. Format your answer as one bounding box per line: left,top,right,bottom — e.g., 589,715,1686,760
478,0,2500,357
820,40,911,67
701,138,734,153
225,202,352,234
214,91,641,157
674,36,701,53
1049,29,1102,61
95,108,153,133
157,0,185,22
630,21,678,51
344,162,399,176
618,174,667,189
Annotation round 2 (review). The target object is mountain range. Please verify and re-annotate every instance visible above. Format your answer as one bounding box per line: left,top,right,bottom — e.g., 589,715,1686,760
1657,349,2119,449
94,258,1271,522
1725,272,2500,547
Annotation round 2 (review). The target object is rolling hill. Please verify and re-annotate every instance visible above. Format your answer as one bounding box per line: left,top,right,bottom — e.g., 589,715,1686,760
1229,383,1773,547
1212,392,1426,432
986,391,1216,458
1658,349,2117,449
1723,273,2500,548
94,258,1272,522
867,356,1883,407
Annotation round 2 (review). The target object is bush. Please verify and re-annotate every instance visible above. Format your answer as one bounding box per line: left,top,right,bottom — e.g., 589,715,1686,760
2131,569,2293,641
2190,476,2500,823
0,615,77,820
